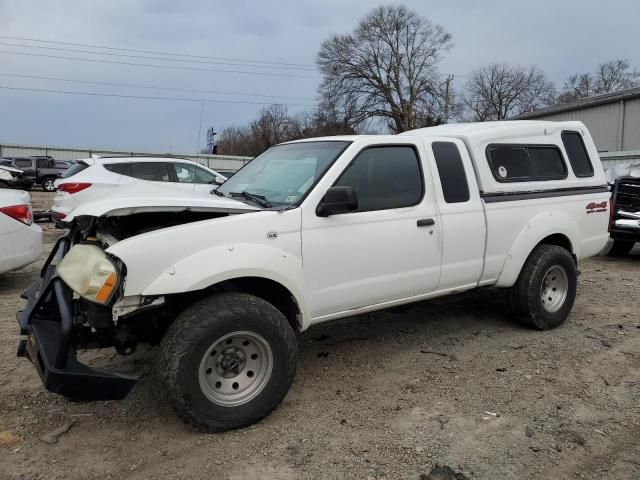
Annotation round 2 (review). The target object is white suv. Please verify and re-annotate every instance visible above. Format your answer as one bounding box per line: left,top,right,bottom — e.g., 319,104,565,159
52,157,227,221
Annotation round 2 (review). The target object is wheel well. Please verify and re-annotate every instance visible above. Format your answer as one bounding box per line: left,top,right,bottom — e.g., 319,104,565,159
216,277,302,331
537,234,576,263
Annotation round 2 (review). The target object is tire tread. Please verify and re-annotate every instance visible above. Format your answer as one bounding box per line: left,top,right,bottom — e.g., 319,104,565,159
158,292,297,432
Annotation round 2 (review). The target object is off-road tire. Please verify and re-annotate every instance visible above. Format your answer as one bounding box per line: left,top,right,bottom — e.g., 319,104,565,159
509,244,577,330
606,240,635,257
41,177,56,192
159,292,298,432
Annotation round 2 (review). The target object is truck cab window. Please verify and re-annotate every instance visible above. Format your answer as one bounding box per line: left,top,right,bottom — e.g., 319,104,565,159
334,146,423,211
432,142,470,203
15,159,32,169
562,131,594,177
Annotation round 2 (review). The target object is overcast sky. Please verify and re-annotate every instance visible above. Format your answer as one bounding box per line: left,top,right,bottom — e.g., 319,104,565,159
0,0,638,153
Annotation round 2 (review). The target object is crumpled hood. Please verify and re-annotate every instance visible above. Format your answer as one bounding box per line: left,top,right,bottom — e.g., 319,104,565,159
64,181,259,221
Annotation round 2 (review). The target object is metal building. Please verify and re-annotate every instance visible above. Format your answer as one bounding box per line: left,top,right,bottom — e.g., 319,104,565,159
516,87,640,167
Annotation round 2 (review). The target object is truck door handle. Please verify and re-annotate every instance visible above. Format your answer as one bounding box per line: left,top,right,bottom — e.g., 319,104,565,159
417,218,435,227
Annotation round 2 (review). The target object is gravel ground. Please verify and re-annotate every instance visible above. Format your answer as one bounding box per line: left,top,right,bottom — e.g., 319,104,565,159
1,192,639,479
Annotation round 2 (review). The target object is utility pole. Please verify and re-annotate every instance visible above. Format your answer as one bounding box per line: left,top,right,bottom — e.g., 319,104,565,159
443,75,454,123
196,102,205,154
206,127,217,154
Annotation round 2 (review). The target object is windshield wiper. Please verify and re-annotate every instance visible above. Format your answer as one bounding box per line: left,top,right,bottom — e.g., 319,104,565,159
211,188,225,197
229,191,272,208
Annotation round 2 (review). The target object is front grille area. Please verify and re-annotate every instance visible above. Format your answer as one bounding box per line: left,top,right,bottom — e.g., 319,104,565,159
616,181,640,212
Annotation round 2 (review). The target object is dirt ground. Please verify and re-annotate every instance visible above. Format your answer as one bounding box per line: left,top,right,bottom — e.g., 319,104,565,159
1,192,639,479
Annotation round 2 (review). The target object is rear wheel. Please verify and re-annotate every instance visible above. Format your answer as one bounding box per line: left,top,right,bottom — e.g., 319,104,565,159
606,240,635,257
509,244,577,330
41,177,56,192
159,292,298,432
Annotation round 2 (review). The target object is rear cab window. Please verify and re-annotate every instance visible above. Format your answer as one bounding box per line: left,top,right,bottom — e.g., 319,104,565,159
37,158,54,168
431,142,470,203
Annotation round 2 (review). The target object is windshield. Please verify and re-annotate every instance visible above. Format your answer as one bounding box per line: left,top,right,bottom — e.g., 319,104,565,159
217,141,350,207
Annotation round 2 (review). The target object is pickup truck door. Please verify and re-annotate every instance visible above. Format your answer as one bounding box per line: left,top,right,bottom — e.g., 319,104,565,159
421,138,486,290
301,138,442,321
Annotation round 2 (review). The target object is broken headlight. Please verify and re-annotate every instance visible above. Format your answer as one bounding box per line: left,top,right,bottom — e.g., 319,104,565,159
57,244,121,304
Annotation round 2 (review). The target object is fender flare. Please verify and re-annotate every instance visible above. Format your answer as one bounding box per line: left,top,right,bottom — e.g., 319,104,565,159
495,211,579,288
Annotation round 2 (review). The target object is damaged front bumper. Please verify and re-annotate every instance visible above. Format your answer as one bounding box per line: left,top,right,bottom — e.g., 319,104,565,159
16,236,137,401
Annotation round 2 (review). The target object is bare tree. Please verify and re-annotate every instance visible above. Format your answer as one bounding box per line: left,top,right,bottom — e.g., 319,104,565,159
557,73,596,103
462,63,555,121
558,59,640,103
216,104,356,156
216,126,254,156
249,104,295,153
316,5,454,133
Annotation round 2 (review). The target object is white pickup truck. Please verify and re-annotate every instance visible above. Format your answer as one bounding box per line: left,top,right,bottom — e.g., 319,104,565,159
17,120,610,432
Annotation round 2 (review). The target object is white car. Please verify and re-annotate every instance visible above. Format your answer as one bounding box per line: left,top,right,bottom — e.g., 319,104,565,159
0,190,42,274
52,157,227,221
18,121,610,432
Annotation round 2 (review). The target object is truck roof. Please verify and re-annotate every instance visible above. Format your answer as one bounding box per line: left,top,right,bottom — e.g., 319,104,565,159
285,120,588,144
399,120,588,142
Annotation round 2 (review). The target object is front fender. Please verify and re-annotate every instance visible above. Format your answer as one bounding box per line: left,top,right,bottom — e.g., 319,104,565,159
105,208,307,322
142,242,307,318
495,211,579,288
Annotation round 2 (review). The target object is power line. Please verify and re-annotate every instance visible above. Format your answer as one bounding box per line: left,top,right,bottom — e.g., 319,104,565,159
0,84,316,107
0,72,316,101
0,41,317,72
0,50,318,79
0,35,316,69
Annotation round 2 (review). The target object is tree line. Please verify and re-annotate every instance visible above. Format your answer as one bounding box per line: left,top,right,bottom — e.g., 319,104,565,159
217,5,639,156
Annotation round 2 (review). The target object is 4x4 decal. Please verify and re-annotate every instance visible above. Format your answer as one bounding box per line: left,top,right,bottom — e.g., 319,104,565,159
586,201,607,214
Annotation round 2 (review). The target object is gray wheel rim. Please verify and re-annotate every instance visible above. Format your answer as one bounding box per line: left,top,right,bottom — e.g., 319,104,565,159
198,331,273,407
43,180,55,191
540,265,569,313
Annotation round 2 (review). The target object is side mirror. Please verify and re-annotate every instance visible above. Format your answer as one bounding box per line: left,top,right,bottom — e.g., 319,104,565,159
214,176,225,185
316,186,358,217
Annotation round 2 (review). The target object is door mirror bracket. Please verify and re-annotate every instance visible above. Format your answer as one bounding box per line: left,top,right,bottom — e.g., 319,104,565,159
316,186,358,217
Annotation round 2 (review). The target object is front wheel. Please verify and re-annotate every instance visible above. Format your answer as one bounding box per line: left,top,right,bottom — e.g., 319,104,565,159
509,244,577,330
42,178,56,192
159,292,298,432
